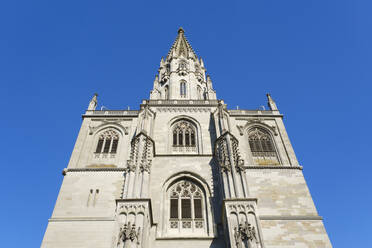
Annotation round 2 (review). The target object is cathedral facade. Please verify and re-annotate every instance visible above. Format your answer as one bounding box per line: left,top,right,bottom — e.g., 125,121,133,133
42,28,332,248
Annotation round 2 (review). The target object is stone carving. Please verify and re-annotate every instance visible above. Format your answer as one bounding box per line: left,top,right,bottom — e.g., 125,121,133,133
117,223,141,247
156,107,211,113
88,93,98,110
236,120,277,136
177,60,189,76
215,138,231,172
88,123,129,135
125,160,136,172
234,221,258,248
215,133,245,173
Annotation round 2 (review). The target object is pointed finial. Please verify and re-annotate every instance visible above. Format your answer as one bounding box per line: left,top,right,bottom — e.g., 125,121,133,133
178,27,184,34
266,93,278,111
160,57,165,67
200,57,205,67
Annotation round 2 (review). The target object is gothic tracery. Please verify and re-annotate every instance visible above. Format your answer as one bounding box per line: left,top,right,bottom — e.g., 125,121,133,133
248,127,279,165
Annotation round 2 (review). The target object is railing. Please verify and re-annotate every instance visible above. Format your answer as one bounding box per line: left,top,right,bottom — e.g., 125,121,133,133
172,146,197,153
145,99,219,106
94,153,116,159
85,110,139,116
169,218,203,229
228,109,275,115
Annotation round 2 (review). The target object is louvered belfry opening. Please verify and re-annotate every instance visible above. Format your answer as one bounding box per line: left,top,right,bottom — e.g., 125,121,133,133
169,179,204,230
95,129,119,154
248,127,279,165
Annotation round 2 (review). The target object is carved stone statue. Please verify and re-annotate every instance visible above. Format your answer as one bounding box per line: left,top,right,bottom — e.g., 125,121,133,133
117,222,141,248
234,221,258,248
88,93,98,110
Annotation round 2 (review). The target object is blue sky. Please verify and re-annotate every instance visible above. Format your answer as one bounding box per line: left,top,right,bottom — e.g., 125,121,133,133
0,0,370,247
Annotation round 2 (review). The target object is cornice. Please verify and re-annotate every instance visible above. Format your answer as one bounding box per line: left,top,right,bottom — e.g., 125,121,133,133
116,198,154,225
223,198,258,203
156,237,215,240
155,154,213,157
259,215,323,221
49,217,114,222
244,165,303,170
63,167,126,175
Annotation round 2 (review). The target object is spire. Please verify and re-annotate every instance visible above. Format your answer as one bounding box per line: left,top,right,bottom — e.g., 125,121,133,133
166,27,197,60
266,93,278,111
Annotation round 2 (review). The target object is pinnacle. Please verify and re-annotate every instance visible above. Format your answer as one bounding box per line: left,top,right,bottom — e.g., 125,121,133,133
178,27,184,34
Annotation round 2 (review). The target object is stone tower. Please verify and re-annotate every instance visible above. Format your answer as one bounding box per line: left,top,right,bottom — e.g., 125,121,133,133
42,28,332,248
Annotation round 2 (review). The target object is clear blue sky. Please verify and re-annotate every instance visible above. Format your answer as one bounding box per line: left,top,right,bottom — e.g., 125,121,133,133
0,0,370,247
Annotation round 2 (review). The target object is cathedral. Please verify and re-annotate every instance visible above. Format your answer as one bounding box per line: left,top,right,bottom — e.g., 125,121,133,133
41,28,332,248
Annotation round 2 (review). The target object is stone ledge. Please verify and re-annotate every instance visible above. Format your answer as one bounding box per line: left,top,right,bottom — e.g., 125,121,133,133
49,217,114,222
259,215,323,220
155,237,215,240
155,154,213,157
62,167,125,175
244,165,303,170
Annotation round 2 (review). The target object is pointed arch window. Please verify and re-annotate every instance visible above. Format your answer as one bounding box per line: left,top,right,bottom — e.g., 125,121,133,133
169,180,204,230
172,120,196,152
248,128,279,165
95,130,119,154
180,81,187,98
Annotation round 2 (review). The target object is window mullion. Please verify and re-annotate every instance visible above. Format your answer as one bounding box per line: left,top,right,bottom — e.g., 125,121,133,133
102,139,107,153
109,138,113,153
183,130,185,147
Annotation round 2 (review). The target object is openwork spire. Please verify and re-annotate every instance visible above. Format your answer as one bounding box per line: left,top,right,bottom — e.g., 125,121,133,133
166,27,197,60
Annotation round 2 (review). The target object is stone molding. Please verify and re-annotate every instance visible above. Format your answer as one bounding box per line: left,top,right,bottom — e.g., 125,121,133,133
244,165,303,170
49,217,115,222
156,107,212,113
259,215,323,221
144,99,219,106
116,198,154,225
155,237,215,240
155,154,213,157
84,110,139,117
63,167,126,175
62,165,302,175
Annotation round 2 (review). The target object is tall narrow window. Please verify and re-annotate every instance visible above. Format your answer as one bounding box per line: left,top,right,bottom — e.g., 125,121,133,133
95,130,120,155
95,139,104,153
170,199,178,218
169,180,204,229
180,81,186,98
173,131,177,146
111,139,118,153
248,128,279,165
194,198,202,218
103,139,111,153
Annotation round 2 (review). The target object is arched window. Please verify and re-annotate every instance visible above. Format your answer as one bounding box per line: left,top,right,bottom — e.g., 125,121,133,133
180,81,186,98
248,127,279,165
169,180,204,230
95,129,119,154
172,120,196,152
